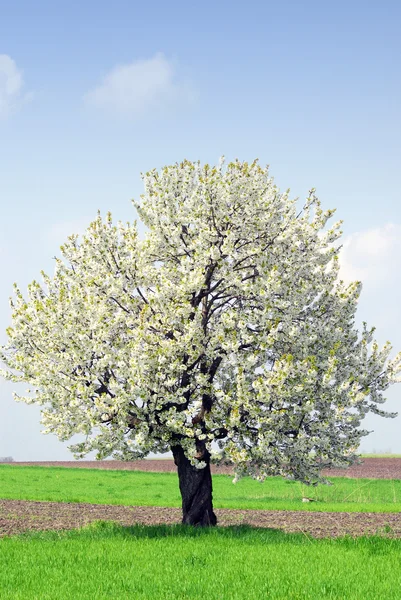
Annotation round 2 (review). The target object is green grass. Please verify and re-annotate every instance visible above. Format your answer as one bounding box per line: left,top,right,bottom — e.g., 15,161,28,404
1,465,401,512
0,521,400,599
361,454,401,458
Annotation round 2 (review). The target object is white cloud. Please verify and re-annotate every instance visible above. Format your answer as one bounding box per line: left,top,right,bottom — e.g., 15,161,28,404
0,55,32,119
338,223,401,286
84,53,196,119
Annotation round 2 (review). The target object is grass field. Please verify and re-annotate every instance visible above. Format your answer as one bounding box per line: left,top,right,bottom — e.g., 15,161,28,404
361,454,401,458
1,521,401,600
1,464,401,513
2,464,401,599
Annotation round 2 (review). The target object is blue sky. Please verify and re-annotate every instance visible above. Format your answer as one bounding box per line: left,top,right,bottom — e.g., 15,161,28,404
1,0,400,459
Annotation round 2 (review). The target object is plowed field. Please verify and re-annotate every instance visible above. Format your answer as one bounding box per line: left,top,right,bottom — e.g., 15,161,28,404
1,499,400,539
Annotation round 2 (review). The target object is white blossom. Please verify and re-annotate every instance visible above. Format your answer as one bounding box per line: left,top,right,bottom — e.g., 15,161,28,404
1,159,400,481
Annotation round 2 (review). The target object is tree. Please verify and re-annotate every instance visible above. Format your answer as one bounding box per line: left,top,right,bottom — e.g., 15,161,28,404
0,456,14,463
1,158,400,525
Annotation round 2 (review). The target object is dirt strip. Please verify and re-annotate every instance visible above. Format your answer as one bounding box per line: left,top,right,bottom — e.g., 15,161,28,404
1,499,400,539
7,458,401,479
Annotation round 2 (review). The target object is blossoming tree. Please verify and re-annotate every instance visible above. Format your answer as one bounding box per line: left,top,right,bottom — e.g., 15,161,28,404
1,159,400,525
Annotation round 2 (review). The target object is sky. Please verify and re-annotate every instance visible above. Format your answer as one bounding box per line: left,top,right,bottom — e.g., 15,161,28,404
0,0,400,460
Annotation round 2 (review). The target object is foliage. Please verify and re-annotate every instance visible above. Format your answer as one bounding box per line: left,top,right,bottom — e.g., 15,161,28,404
1,159,400,482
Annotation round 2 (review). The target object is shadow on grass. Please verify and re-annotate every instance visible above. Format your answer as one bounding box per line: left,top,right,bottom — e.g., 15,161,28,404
17,520,287,541
11,521,401,553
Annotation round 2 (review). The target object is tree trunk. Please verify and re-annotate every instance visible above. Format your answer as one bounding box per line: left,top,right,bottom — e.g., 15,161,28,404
171,444,217,526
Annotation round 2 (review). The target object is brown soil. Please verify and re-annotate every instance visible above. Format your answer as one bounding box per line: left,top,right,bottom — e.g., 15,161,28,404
2,458,400,539
9,457,401,479
1,499,400,539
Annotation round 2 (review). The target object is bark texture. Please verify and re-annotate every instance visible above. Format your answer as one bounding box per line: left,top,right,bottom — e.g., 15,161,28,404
171,444,217,526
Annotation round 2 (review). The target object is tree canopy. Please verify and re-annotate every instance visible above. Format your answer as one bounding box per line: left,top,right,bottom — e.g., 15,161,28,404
2,159,400,486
